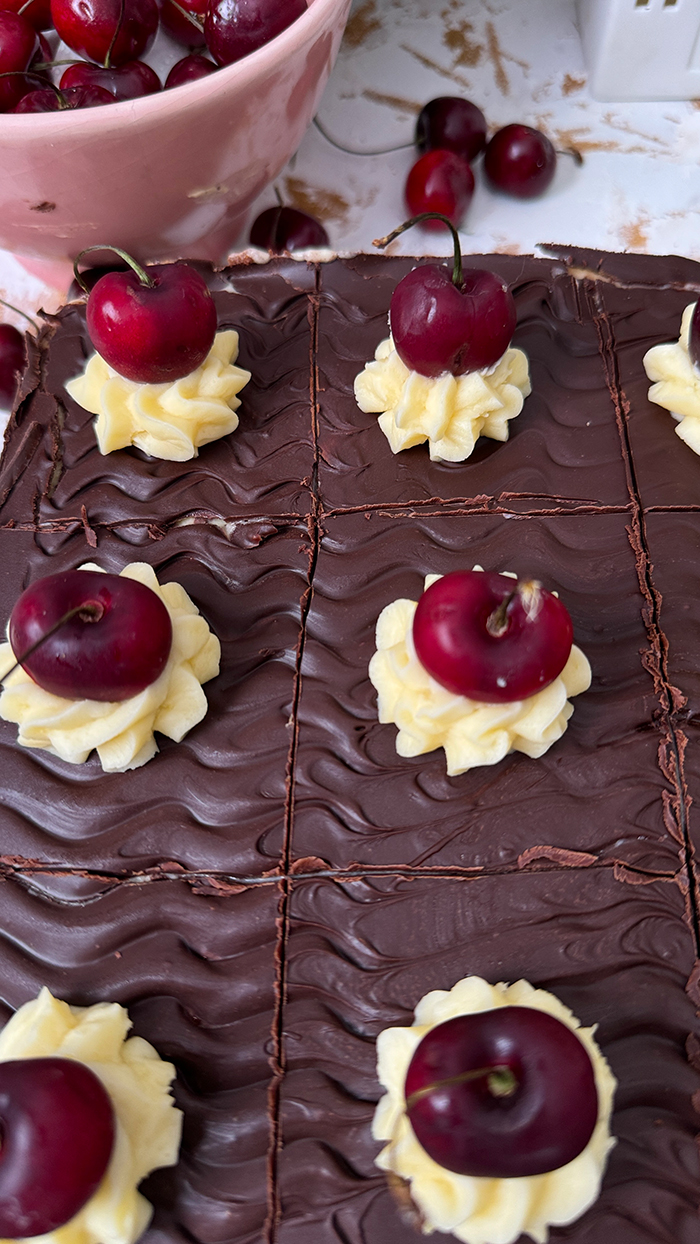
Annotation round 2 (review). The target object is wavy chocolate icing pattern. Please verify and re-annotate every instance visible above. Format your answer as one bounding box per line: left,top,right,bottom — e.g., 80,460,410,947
315,256,632,513
0,872,282,1244
0,521,310,874
277,868,700,1244
2,262,317,529
289,508,678,874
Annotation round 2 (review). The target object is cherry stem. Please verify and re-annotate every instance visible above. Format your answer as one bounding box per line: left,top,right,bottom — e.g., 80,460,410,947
406,1063,517,1110
556,144,583,167
73,245,154,296
1,600,104,684
165,0,204,32
0,298,39,333
104,0,125,69
17,0,38,14
273,183,283,208
486,589,518,638
373,214,463,288
313,115,415,158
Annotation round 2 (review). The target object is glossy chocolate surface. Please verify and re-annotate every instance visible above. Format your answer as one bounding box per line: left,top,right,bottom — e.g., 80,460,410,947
0,250,698,1244
316,254,632,512
0,872,280,1244
278,869,700,1244
290,508,678,872
0,521,309,873
1,260,317,528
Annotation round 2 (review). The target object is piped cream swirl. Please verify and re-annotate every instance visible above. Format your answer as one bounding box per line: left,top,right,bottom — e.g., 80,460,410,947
368,571,591,775
0,562,220,772
643,303,700,455
372,976,616,1244
354,337,531,461
66,330,251,461
0,987,182,1244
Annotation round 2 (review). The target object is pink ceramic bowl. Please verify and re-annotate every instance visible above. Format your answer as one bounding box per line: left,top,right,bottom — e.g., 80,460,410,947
0,0,351,268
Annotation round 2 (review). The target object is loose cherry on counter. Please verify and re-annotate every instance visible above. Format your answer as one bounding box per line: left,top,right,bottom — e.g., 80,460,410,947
375,214,516,378
405,1008,598,1178
415,96,487,164
75,245,218,384
9,568,173,700
412,570,573,703
165,51,216,88
205,0,307,67
50,0,158,66
483,124,557,199
0,1057,115,1237
60,58,160,99
405,148,474,230
249,204,329,252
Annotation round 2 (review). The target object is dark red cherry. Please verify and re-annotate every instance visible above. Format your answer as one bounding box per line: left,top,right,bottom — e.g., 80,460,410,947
161,0,206,46
405,149,474,229
0,11,38,111
0,1057,115,1237
688,302,700,372
12,82,115,108
390,264,516,378
0,0,51,30
415,97,487,164
165,52,216,88
50,0,158,66
405,1008,598,1178
483,124,557,199
249,205,329,252
9,569,173,701
84,256,217,383
412,570,573,702
60,59,160,99
204,0,307,67
0,324,25,406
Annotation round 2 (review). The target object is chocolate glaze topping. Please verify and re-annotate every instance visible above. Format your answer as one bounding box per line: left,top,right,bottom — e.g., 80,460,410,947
0,250,698,1243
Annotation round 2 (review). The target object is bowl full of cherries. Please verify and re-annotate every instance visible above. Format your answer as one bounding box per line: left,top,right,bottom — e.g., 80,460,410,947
0,0,351,267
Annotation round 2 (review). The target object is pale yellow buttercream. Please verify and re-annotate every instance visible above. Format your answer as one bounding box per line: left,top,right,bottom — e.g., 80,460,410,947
0,987,182,1244
368,571,591,776
643,303,700,455
0,562,220,772
66,330,251,462
373,976,616,1244
354,336,531,461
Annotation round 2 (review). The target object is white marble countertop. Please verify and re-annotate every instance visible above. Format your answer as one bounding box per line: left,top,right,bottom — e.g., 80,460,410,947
2,0,700,325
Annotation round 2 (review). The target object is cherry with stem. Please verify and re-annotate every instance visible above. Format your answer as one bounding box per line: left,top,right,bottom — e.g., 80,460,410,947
373,213,516,378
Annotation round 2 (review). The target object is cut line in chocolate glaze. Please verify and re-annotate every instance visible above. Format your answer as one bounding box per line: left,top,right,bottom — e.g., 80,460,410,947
0,250,699,1244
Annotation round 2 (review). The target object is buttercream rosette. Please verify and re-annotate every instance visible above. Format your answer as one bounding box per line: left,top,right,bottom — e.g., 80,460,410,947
354,336,531,461
0,987,182,1244
373,975,616,1244
368,571,591,776
66,330,250,462
643,303,700,455
0,562,220,773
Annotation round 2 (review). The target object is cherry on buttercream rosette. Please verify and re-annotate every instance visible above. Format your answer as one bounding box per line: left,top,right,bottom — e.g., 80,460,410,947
373,975,616,1244
66,246,250,461
0,987,181,1244
354,215,531,460
369,567,591,774
0,561,220,771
